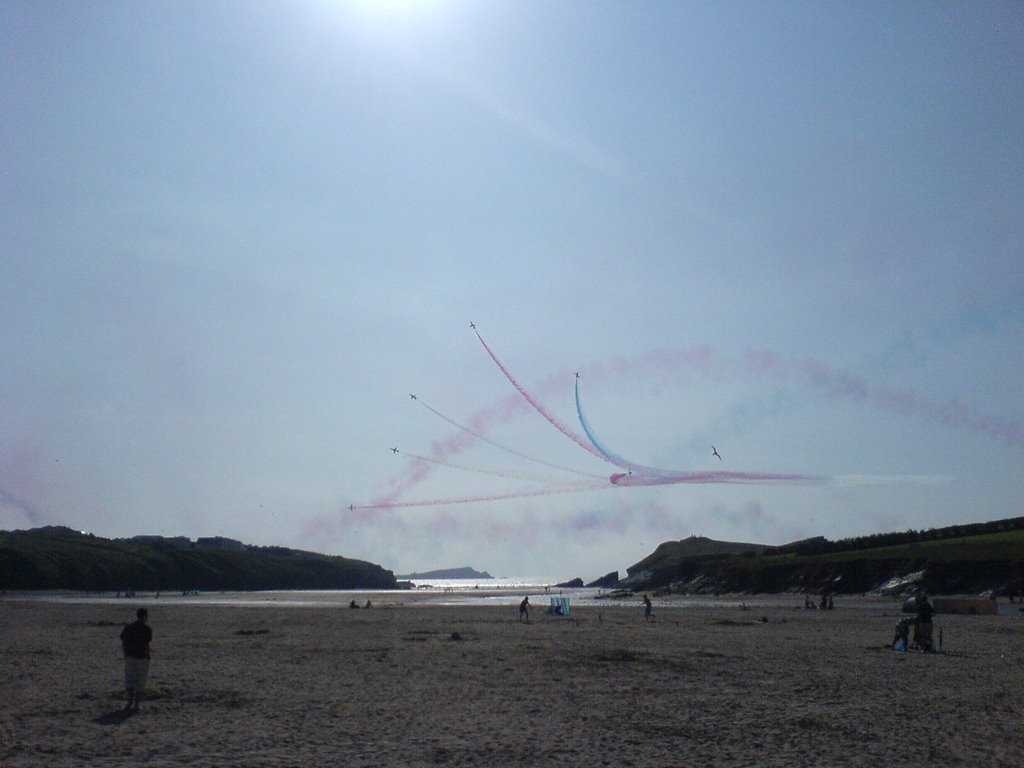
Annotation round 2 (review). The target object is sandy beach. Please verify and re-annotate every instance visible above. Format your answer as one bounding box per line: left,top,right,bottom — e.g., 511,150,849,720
2,593,1021,767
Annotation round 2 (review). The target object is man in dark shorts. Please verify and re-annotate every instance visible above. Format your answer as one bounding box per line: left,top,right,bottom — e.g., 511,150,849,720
120,608,152,711
519,596,530,623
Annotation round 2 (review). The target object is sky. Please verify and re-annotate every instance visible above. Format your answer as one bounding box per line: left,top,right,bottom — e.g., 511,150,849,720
2,1,1022,581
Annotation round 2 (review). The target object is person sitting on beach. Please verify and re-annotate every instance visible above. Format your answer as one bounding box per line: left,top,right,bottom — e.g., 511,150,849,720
519,596,530,623
349,600,359,609
893,616,914,650
119,608,152,712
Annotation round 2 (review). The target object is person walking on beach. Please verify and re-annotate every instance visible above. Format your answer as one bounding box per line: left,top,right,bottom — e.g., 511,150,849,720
642,594,653,622
120,608,152,711
519,596,530,623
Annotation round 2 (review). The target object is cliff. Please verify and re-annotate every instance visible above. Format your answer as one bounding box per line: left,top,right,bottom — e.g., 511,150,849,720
0,526,398,591
622,517,1024,597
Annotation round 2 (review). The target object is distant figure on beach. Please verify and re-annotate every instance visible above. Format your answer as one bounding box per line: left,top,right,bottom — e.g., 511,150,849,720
519,596,530,623
915,594,936,652
364,600,373,609
119,608,152,712
642,594,653,622
804,595,816,609
349,600,359,609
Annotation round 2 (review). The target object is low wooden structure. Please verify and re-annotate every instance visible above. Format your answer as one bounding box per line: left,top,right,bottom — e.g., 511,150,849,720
933,597,998,615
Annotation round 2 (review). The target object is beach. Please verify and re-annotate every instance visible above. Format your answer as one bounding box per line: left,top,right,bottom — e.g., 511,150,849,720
2,594,1021,767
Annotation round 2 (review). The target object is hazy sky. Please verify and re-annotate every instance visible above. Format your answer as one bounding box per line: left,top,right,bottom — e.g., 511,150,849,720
3,1,1022,581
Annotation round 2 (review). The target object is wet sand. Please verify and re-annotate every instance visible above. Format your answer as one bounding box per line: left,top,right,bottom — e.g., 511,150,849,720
2,595,1021,767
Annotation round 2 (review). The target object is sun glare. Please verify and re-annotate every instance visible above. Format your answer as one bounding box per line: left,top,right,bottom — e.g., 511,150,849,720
340,0,441,24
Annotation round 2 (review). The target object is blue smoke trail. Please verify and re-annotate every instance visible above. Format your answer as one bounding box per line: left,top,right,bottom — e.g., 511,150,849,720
575,376,825,487
574,376,665,475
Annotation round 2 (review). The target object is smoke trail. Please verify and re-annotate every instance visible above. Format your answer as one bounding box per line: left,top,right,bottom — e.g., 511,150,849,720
575,375,669,475
749,352,1024,449
831,474,952,486
352,479,614,510
413,396,606,479
576,372,825,486
366,331,1018,511
370,391,533,509
403,450,605,484
474,329,612,462
610,471,826,486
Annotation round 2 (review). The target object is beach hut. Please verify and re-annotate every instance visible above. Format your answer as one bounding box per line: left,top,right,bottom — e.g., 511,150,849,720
548,597,571,617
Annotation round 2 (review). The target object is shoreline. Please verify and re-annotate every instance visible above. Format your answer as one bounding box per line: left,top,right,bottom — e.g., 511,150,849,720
1,588,900,610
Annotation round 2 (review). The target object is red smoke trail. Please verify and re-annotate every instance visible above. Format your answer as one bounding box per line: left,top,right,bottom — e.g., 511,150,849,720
353,479,614,510
474,330,612,463
780,355,1023,448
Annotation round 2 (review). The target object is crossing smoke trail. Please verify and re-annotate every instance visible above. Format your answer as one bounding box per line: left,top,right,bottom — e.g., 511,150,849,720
360,328,1018,512
413,396,606,479
370,392,530,509
573,374,661,475
402,450,605,484
573,372,826,487
474,330,613,463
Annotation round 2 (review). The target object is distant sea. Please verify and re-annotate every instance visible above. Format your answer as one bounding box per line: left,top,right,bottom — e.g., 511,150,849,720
403,576,555,591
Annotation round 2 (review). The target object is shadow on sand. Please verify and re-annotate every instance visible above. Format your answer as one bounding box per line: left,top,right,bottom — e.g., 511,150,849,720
94,708,134,725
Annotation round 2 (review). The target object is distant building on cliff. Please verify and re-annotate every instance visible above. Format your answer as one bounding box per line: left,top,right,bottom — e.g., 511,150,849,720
196,536,246,550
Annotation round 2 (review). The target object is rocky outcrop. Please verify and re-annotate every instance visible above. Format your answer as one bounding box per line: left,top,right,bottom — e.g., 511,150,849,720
555,577,585,588
586,571,620,588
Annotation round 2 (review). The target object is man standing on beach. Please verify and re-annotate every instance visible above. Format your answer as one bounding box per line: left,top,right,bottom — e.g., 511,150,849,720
642,594,653,622
120,608,152,711
915,594,935,652
519,596,530,623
